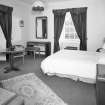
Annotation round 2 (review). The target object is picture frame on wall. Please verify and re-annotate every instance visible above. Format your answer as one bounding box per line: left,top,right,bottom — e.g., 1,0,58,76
19,20,24,27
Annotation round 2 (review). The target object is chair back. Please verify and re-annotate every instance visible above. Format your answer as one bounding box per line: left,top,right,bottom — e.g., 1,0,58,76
13,45,25,56
14,45,25,51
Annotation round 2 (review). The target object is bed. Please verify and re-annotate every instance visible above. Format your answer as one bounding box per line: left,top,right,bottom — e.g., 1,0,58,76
41,49,105,84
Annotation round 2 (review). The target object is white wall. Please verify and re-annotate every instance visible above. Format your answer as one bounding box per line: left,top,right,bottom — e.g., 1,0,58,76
0,0,30,47
29,0,105,53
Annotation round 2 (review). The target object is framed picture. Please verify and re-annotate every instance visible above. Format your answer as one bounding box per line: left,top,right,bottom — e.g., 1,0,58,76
19,20,24,27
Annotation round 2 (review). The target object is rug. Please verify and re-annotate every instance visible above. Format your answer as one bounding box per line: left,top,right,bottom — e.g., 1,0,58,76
1,73,68,105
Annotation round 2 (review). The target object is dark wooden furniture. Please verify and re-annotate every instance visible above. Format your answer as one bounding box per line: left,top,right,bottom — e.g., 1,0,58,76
27,41,51,57
96,64,105,105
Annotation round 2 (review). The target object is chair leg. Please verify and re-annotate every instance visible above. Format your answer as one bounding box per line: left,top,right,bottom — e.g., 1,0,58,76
23,56,24,64
34,51,36,61
39,50,40,58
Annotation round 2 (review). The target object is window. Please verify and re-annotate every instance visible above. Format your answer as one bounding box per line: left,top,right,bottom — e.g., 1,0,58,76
59,12,80,49
64,12,79,39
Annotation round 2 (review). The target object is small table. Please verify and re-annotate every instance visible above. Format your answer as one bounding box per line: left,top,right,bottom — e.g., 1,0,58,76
0,48,24,73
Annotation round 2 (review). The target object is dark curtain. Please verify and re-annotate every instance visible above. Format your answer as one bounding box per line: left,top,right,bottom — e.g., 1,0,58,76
53,10,66,53
70,8,87,50
0,5,13,60
0,5,13,48
42,19,47,38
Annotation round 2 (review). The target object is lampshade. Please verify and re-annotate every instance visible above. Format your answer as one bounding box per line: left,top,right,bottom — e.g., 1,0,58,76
32,0,44,11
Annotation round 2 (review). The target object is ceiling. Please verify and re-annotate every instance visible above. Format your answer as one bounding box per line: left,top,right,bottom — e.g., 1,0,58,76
18,0,44,4
18,0,70,5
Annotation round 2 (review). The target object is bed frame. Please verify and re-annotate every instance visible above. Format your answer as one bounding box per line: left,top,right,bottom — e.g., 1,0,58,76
96,64,105,105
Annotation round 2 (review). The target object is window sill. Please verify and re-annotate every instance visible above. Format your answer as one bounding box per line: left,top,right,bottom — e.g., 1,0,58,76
59,39,80,50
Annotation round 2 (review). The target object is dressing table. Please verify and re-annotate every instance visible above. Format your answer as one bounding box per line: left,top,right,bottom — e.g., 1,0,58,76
27,41,51,57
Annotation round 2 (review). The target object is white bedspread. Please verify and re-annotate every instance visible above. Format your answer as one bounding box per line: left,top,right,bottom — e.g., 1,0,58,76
41,50,101,83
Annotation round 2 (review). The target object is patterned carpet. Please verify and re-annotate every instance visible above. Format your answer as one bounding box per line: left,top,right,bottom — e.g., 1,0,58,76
1,73,68,105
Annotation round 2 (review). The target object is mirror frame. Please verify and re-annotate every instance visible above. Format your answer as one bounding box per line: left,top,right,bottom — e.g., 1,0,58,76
36,16,47,39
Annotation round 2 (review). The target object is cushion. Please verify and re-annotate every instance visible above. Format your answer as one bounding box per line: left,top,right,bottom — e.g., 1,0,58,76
7,96,24,105
0,88,16,105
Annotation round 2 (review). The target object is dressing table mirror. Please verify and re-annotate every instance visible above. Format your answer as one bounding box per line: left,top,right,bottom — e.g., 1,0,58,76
36,16,47,39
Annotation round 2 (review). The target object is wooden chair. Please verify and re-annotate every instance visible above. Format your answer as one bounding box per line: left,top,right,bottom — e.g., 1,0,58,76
25,46,40,60
13,45,25,64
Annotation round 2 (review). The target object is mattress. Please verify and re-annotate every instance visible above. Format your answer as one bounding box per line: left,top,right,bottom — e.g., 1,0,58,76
41,49,101,83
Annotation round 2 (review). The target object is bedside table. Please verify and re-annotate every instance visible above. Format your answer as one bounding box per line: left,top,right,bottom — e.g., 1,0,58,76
96,64,105,105
64,46,77,50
